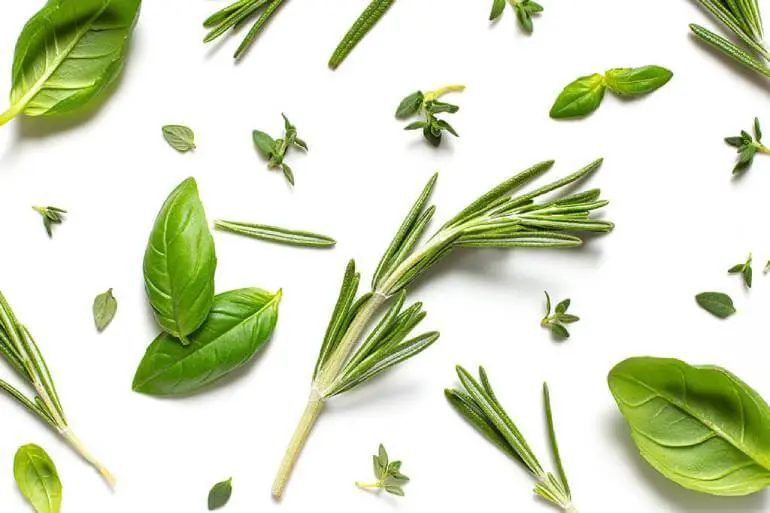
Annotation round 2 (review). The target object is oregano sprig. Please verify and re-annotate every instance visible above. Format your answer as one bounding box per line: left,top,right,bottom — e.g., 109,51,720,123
356,444,409,496
725,118,769,174
271,159,613,499
446,367,576,513
32,206,66,238
728,253,753,288
396,85,465,147
541,292,579,339
489,0,544,33
203,0,287,60
0,293,115,487
253,114,308,186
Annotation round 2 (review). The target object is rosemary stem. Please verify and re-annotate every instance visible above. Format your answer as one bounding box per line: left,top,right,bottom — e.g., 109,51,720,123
271,390,325,500
61,427,116,488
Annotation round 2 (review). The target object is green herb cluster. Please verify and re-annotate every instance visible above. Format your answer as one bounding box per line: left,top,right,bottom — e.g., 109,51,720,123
356,444,410,496
725,118,770,174
396,85,465,146
253,114,308,186
728,253,753,287
32,206,66,238
541,292,579,339
203,0,287,60
489,0,544,33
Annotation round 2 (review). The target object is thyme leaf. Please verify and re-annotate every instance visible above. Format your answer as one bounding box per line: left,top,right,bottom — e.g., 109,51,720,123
541,292,579,339
356,444,409,497
728,253,753,288
725,118,769,174
253,114,307,186
396,85,465,147
32,206,66,238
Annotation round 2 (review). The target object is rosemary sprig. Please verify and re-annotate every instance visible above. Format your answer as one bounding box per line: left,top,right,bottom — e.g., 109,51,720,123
214,220,336,248
32,206,66,238
203,0,287,60
446,366,576,513
329,0,396,69
689,0,770,78
271,159,613,499
0,293,114,487
725,117,769,174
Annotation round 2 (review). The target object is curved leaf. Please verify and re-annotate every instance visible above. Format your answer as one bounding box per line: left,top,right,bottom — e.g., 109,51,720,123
604,65,673,96
0,0,141,126
549,74,606,119
14,444,62,513
609,356,770,496
143,177,217,342
133,288,281,396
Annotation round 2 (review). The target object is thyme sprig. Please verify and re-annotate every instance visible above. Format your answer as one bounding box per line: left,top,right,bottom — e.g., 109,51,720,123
203,0,287,60
725,117,769,174
396,85,465,147
541,292,579,339
32,206,66,238
0,293,114,487
490,0,544,33
356,444,409,496
728,253,753,288
253,113,308,186
446,367,576,513
689,0,769,78
271,159,613,499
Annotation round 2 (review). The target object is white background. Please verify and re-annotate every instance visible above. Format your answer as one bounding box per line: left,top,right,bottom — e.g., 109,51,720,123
0,0,769,511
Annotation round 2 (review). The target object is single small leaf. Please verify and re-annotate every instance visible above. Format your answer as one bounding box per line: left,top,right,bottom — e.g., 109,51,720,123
435,119,459,137
549,74,606,119
395,91,424,118
526,0,544,13
695,292,736,318
544,291,552,316
755,117,763,142
385,485,404,496
516,5,533,33
559,314,580,324
208,478,232,510
423,125,442,146
378,444,389,468
728,264,746,273
490,0,505,19
252,130,277,159
162,125,196,152
725,136,744,147
93,288,117,332
604,65,674,96
404,120,428,130
555,298,570,314
281,163,295,186
745,266,753,288
549,323,570,338
293,137,309,151
14,444,62,513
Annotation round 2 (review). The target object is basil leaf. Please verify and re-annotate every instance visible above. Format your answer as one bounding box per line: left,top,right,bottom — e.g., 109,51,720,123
132,288,281,396
162,125,196,152
695,291,736,318
0,0,141,126
143,177,217,343
395,91,424,119
604,65,673,96
14,444,62,513
93,288,117,332
609,357,770,496
549,74,606,119
208,478,232,510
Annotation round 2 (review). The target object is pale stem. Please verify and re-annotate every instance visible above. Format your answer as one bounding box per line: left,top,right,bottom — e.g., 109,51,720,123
355,481,382,490
423,84,466,102
757,142,770,154
61,427,116,488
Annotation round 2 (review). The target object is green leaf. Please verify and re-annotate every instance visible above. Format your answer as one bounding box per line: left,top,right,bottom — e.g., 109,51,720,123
728,264,746,273
215,220,336,248
378,444,388,469
516,5,533,33
281,163,295,186
695,292,736,318
689,24,770,79
427,101,459,114
404,120,429,130
32,206,66,238
143,178,217,342
14,444,62,513
208,478,232,510
755,117,763,142
423,125,442,146
549,74,606,119
549,323,569,338
0,0,141,126
725,136,744,147
395,91,424,118
490,0,506,20
162,125,196,152
252,130,277,159
604,65,674,96
329,0,396,69
608,356,770,496
133,288,281,396
385,485,404,496
555,299,570,314
92,288,117,332
435,118,459,137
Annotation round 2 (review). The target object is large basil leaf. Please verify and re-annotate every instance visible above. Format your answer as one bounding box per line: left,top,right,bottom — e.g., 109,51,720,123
549,73,606,119
609,356,770,496
143,177,217,342
14,444,62,513
132,288,281,396
0,0,141,126
604,65,673,96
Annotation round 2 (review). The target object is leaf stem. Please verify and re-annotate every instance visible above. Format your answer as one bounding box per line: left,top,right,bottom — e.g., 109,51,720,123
61,427,116,488
0,102,23,126
355,481,382,490
424,84,466,102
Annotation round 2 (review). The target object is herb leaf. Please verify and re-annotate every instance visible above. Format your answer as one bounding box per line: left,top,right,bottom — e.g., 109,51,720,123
695,292,736,318
541,292,579,339
549,74,606,119
32,206,66,238
93,289,118,332
396,85,464,146
208,478,233,510
162,125,196,152
253,114,307,186
356,444,409,497
14,444,62,513
604,65,674,96
725,118,770,175
329,0,396,69
215,220,336,248
203,0,288,60
728,253,753,288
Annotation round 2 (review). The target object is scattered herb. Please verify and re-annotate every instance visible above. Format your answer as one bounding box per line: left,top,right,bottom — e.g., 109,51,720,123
330,0,396,69
0,293,114,486
725,117,769,174
92,289,118,332
143,178,217,344
695,291,736,318
489,0,544,33
133,288,281,396
728,253,753,288
253,114,308,186
356,444,409,496
14,444,62,513
32,206,66,238
446,367,576,512
203,0,287,60
609,356,770,495
0,0,141,126
162,125,196,152
208,477,233,510
550,66,673,119
396,85,465,147
215,220,336,248
271,159,613,499
541,292,579,339
689,0,769,79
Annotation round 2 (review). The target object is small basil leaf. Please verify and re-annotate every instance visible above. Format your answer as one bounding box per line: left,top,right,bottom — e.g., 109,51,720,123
252,130,277,159
395,91,424,119
604,65,673,96
549,74,606,119
132,288,281,396
143,177,217,342
14,444,62,513
490,0,505,20
93,288,117,332
208,478,232,510
162,125,196,152
695,292,736,318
